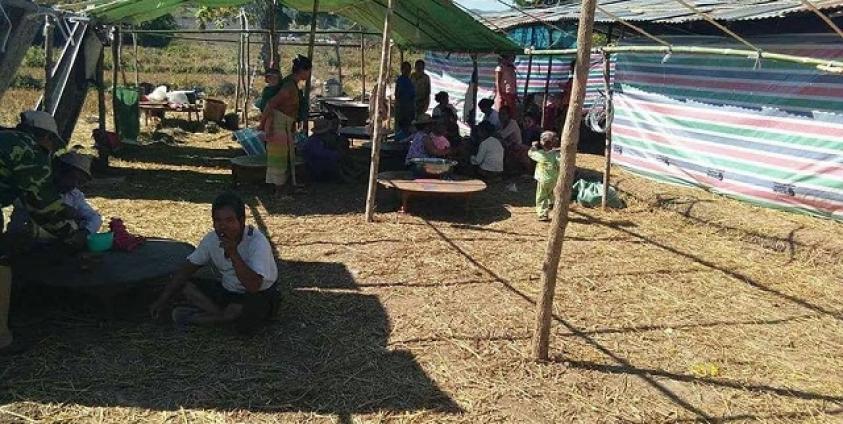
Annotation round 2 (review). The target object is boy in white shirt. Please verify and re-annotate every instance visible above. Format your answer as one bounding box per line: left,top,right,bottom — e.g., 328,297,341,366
470,121,504,181
150,192,278,334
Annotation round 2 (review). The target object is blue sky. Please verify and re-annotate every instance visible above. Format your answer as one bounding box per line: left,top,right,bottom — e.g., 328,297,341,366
455,0,509,12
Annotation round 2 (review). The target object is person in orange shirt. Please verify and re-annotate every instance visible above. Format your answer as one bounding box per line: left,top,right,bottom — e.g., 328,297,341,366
494,54,518,114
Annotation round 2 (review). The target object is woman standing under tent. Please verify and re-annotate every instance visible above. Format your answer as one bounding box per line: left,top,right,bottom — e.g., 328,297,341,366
261,56,312,193
494,54,518,115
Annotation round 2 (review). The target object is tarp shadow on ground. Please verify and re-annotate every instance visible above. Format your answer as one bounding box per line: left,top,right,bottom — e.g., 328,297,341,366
1,260,460,417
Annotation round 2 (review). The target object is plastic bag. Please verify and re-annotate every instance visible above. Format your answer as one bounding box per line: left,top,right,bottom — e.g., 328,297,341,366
147,85,168,102
572,179,625,208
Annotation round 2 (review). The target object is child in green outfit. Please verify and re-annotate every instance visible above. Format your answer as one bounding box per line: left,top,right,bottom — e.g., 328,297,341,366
528,131,561,221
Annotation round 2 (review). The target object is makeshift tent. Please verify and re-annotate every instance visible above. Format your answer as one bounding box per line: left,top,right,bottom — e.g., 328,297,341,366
78,0,520,53
480,1,843,220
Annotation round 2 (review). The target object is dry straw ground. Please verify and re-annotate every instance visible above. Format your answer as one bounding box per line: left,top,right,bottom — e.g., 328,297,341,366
1,47,842,423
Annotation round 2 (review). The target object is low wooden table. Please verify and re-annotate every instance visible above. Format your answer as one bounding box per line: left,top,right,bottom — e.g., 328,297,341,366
140,101,201,126
13,238,194,313
377,171,487,213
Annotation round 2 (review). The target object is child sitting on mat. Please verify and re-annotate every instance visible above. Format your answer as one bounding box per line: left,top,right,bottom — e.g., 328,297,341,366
528,131,561,222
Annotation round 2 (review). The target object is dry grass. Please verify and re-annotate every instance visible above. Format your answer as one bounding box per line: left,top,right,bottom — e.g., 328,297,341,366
1,80,842,423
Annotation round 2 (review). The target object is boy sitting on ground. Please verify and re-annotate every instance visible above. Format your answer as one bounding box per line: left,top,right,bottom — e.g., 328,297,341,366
528,131,561,222
149,192,278,334
470,122,504,181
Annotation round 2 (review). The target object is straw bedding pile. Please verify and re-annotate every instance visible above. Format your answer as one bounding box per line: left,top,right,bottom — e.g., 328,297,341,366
0,129,841,423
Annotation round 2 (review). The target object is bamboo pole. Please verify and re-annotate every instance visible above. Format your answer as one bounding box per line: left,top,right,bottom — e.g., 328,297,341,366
532,0,598,362
601,51,614,210
540,33,556,128
360,30,366,98
244,14,251,128
234,13,244,120
335,42,343,93
364,0,394,223
118,26,126,86
269,0,278,67
522,49,533,110
111,26,120,138
43,17,53,111
527,45,843,74
96,47,109,169
127,29,380,35
132,28,139,88
303,0,320,133
470,54,478,125
800,0,843,39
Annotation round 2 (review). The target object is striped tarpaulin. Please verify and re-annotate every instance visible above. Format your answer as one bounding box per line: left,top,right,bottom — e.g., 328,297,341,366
423,52,607,121
612,34,843,220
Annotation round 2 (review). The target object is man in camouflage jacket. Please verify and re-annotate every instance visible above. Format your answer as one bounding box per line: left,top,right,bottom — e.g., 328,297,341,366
1,111,87,354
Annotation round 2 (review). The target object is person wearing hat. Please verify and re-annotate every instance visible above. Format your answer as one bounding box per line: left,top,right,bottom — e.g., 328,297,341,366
0,111,87,353
254,68,282,113
9,151,102,238
300,117,342,182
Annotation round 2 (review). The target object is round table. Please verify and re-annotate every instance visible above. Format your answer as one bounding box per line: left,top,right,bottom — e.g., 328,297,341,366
377,171,487,213
13,238,195,316
14,238,194,288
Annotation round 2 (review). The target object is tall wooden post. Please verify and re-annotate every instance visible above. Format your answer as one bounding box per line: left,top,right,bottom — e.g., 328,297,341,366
111,26,120,138
364,0,394,222
43,17,53,111
334,42,343,93
469,54,479,125
360,30,366,98
234,13,244,118
540,33,556,128
97,49,106,131
269,0,279,67
303,0,320,133
522,48,533,105
601,51,614,210
244,19,251,127
132,29,139,88
532,0,598,361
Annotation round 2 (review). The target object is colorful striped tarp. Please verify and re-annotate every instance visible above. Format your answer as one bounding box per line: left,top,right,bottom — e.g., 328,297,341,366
612,34,843,220
424,52,606,121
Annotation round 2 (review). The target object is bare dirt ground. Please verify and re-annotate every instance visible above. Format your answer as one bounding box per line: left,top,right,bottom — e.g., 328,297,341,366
1,84,842,423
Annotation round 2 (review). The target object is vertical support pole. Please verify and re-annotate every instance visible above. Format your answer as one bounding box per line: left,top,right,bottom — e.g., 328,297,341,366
269,0,279,68
522,48,533,104
111,26,120,138
532,0,598,361
303,0,320,133
469,54,479,126
118,25,126,86
97,48,106,132
43,17,53,111
364,0,394,223
244,17,251,127
360,30,366,98
234,13,244,117
334,42,343,93
601,51,614,210
133,28,139,88
399,48,404,66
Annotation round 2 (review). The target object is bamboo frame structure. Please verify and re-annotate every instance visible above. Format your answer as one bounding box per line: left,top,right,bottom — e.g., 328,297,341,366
302,0,319,135
364,0,393,223
533,0,598,362
43,16,53,110
600,51,613,210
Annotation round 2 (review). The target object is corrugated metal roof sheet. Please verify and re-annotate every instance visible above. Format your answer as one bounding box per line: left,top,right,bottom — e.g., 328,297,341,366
480,0,843,28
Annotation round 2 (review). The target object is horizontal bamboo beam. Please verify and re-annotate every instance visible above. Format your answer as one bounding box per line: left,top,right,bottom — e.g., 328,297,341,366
127,29,380,35
525,45,843,74
134,32,360,47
